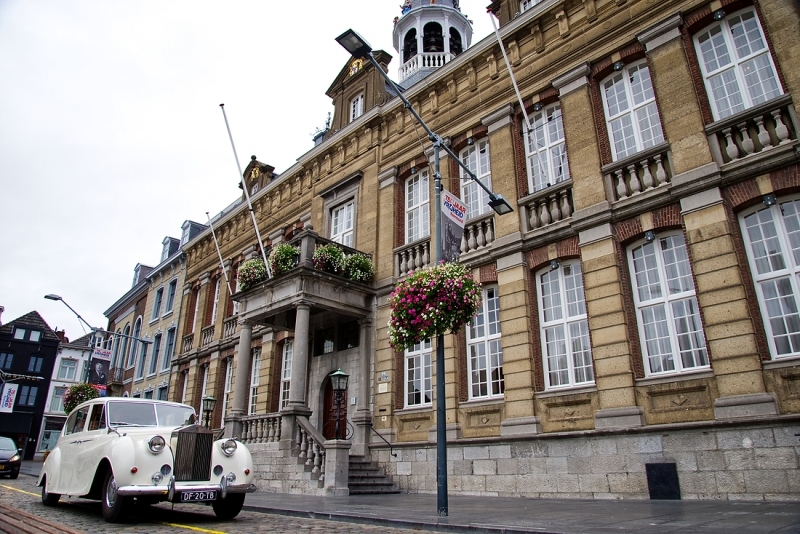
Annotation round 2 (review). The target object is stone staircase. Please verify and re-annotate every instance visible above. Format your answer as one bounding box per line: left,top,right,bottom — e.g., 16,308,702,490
348,455,399,494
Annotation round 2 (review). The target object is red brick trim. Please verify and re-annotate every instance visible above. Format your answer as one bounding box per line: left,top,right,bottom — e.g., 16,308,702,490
394,348,404,410
612,233,645,378
723,178,762,210
771,163,800,194
527,267,545,392
457,331,468,403
480,263,498,284
450,125,489,153
721,195,772,362
395,180,405,250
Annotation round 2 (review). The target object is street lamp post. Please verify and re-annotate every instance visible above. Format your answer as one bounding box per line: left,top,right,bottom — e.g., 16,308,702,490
329,368,349,440
336,29,513,517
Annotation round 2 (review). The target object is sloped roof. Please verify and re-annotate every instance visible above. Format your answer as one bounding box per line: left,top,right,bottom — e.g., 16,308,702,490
0,310,60,342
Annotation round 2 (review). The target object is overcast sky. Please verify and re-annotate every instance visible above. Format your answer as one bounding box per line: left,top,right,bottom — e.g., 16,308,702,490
0,0,495,339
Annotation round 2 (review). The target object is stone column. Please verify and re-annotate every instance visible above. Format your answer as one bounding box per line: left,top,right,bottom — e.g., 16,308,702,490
225,319,252,439
481,104,521,240
323,439,352,496
280,301,312,453
351,317,373,457
680,189,776,418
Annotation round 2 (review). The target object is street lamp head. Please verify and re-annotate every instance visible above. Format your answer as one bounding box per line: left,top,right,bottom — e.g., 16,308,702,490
488,194,514,215
329,368,349,392
202,395,217,414
335,29,373,59
44,294,62,301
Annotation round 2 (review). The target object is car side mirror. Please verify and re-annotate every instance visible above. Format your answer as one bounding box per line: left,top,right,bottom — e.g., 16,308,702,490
18,448,23,453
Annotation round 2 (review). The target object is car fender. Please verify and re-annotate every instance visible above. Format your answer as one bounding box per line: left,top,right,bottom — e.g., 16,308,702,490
210,439,255,487
106,435,137,487
38,447,62,490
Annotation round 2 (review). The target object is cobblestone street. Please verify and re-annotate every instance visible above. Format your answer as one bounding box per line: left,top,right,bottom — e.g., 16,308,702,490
0,476,415,534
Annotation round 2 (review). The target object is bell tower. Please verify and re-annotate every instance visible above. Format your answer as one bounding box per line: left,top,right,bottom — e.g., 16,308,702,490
392,0,473,87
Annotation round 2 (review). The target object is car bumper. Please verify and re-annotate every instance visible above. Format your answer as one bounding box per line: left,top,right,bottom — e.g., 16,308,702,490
117,478,256,501
0,463,20,475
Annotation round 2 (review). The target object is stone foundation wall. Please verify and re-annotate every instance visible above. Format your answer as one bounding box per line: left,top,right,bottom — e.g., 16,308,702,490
372,419,800,501
248,442,325,495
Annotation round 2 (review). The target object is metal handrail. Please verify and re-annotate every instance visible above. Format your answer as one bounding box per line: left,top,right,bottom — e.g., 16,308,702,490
369,422,397,457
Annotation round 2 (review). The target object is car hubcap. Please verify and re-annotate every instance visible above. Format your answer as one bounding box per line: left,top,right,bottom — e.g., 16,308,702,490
106,476,118,507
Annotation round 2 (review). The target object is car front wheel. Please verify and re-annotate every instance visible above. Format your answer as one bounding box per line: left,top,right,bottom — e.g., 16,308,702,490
211,493,245,520
101,470,128,522
41,476,61,506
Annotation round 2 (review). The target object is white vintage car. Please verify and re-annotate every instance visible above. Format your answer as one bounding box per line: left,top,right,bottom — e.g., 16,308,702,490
38,397,256,522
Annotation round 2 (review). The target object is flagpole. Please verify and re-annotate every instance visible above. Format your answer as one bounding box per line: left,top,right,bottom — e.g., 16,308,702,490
207,212,234,297
219,104,272,278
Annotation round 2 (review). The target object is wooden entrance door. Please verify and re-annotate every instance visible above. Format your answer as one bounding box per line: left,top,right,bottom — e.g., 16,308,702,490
322,380,348,440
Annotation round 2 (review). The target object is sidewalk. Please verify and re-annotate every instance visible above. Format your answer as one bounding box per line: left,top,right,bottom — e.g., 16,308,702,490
243,491,800,534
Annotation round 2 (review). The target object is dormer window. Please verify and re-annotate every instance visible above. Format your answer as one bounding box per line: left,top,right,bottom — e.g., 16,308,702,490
161,238,171,262
133,265,142,286
350,93,364,122
521,0,542,12
181,222,191,245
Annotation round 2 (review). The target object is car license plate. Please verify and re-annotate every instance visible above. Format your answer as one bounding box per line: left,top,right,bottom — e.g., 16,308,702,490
181,491,216,502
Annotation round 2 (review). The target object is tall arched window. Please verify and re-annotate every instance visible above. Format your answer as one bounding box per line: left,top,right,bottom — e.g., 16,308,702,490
423,22,443,53
403,29,418,63
120,324,131,369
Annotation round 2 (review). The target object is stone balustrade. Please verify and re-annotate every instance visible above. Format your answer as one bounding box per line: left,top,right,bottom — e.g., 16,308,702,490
394,238,432,278
461,212,495,255
181,333,194,354
603,143,672,202
200,325,215,347
707,95,797,166
295,417,326,481
223,316,238,339
399,52,454,82
520,180,574,233
241,413,281,444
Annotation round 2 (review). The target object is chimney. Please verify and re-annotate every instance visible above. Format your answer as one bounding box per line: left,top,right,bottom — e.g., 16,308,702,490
55,329,68,343
0,305,4,326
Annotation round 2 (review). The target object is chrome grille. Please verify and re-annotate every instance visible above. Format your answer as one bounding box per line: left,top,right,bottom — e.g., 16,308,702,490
172,426,213,481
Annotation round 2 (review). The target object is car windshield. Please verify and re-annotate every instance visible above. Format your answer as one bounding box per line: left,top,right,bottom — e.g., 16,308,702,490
107,402,195,427
0,438,16,451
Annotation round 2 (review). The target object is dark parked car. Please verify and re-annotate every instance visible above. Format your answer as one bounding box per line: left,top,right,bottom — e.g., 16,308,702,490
0,437,22,479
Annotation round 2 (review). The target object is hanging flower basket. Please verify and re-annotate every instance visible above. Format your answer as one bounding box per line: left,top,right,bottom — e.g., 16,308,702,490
62,383,100,415
343,253,374,283
237,258,268,291
388,262,482,350
269,243,300,276
313,244,345,275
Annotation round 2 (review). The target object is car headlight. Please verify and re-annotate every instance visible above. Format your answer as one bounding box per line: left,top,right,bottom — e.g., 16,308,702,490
148,435,166,454
221,439,237,457
9,454,20,463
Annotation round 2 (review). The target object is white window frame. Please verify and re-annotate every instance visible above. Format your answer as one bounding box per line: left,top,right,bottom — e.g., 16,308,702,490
248,348,261,415
151,287,164,321
538,261,594,389
525,103,570,193
30,331,41,342
405,171,431,244
221,357,233,417
180,370,189,404
628,232,709,376
350,92,364,122
135,337,148,380
405,339,432,407
149,333,162,376
739,196,800,359
232,268,240,315
191,288,200,333
57,359,77,381
13,328,25,340
460,139,492,220
50,386,66,412
127,318,142,368
162,328,176,371
467,286,504,399
331,201,355,247
279,340,293,410
198,364,209,415
210,278,221,325
157,386,168,401
165,279,178,313
601,60,665,161
520,0,543,12
693,8,783,121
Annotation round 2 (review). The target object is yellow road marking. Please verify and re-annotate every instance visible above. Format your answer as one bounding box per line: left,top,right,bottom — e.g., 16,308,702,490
1,484,226,533
0,484,40,497
160,523,227,534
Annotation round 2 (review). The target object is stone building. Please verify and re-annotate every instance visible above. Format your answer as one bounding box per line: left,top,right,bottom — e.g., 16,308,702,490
173,0,800,500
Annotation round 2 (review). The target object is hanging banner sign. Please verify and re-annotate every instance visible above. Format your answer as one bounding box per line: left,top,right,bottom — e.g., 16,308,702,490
0,383,18,413
441,188,466,263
